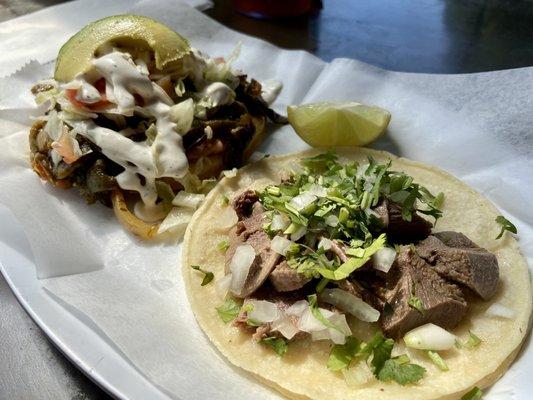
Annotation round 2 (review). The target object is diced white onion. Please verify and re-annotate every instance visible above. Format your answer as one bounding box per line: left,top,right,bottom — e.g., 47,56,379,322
285,300,309,317
271,316,299,340
356,164,369,178
157,207,193,235
320,288,380,322
328,313,351,344
271,213,290,231
172,191,205,209
222,168,238,178
290,225,307,241
298,307,332,332
325,214,339,227
229,244,256,294
486,303,516,319
215,273,232,299
289,192,317,211
247,300,279,323
305,311,351,345
372,247,397,273
365,208,380,218
404,323,456,351
306,184,327,198
204,125,213,139
318,238,333,251
270,235,294,256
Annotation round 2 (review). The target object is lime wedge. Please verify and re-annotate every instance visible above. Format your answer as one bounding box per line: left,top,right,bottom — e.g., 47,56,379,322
287,101,391,147
55,14,190,82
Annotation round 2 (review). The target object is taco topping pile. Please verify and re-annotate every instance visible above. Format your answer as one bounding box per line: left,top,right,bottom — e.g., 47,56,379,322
29,15,285,239
208,153,501,385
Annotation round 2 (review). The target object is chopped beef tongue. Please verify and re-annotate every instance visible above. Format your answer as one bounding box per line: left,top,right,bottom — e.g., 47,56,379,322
417,231,499,300
374,199,432,242
226,193,280,298
379,246,467,339
269,260,311,292
233,189,259,219
336,278,385,310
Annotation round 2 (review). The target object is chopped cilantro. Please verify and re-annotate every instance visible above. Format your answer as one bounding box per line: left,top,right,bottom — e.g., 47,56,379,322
155,180,175,211
217,240,230,252
427,350,449,371
260,337,288,356
216,298,241,323
377,358,426,385
456,331,482,350
461,387,483,400
495,215,517,239
465,331,482,349
190,265,214,286
315,234,386,280
327,332,425,385
316,278,329,293
327,336,361,371
408,295,426,315
308,294,345,334
370,334,394,373
219,195,229,206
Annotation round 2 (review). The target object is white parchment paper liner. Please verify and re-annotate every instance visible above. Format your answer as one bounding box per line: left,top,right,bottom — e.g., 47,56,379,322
0,0,531,398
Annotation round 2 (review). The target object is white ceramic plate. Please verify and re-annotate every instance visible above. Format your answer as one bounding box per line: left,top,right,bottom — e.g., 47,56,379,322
0,205,169,400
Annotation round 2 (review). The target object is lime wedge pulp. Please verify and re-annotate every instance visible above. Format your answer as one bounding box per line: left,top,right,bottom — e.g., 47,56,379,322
55,14,190,82
287,101,391,147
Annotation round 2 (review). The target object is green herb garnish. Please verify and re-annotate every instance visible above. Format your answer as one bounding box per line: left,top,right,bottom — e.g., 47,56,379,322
216,298,241,323
190,265,214,286
461,387,483,400
260,337,288,357
495,215,517,239
465,331,482,349
328,332,425,385
456,331,482,350
408,295,426,315
258,153,442,284
315,234,386,280
427,350,449,371
327,336,361,371
377,357,426,385
219,195,229,206
308,294,345,334
217,240,230,252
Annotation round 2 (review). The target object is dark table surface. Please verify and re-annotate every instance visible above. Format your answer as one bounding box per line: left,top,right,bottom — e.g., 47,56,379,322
1,0,532,399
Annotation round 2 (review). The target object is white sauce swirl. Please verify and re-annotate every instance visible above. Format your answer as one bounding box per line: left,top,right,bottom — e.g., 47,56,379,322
71,52,188,216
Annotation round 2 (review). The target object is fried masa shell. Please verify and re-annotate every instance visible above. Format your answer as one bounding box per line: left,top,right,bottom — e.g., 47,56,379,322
182,148,532,400
28,115,266,239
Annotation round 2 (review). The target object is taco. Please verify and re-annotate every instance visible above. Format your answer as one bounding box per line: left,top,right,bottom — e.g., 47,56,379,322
29,15,285,239
183,149,531,400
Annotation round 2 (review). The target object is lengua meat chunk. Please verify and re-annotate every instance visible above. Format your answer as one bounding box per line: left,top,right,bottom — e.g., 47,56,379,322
417,231,499,300
374,199,432,242
225,192,280,298
380,247,467,339
269,260,311,292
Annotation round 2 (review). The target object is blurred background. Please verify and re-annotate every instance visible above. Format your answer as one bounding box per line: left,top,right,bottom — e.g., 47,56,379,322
2,0,532,72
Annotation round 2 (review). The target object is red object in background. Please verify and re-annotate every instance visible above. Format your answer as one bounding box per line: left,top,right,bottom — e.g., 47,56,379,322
233,0,315,19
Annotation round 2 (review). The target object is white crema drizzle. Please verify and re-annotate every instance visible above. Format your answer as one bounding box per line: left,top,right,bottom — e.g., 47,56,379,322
71,52,188,218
